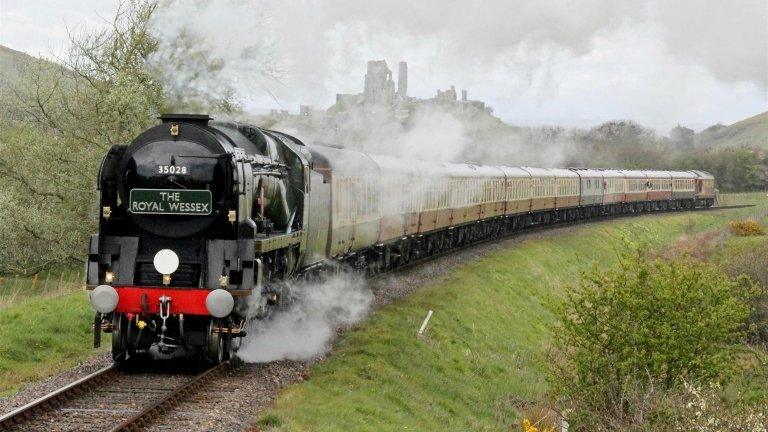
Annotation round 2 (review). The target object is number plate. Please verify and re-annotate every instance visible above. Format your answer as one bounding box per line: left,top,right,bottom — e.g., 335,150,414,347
157,165,188,174
129,189,212,215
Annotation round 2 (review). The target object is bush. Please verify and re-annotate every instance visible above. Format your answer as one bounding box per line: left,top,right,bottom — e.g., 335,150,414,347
729,220,766,236
520,404,561,432
550,250,749,431
663,382,767,432
723,242,768,347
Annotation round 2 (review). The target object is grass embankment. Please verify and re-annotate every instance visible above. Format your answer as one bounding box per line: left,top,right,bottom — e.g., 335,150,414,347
258,193,767,431
0,269,102,396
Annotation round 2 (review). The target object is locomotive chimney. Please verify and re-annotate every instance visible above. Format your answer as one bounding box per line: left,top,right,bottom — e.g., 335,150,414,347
159,113,213,126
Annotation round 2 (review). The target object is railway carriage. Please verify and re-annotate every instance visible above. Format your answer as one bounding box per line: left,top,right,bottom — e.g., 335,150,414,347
670,171,697,205
410,160,454,254
499,166,532,216
309,145,381,256
571,169,603,207
446,164,479,226
553,169,580,208
474,165,507,221
624,170,649,206
601,169,626,211
87,115,717,364
524,167,557,215
368,153,416,242
691,170,716,206
644,170,673,205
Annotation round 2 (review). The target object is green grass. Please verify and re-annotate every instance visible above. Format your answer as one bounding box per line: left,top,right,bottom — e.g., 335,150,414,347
0,268,84,308
0,268,104,396
258,194,767,431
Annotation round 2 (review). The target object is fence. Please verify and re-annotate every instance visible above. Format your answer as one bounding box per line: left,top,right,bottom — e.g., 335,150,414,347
717,190,766,205
717,191,767,221
0,269,84,309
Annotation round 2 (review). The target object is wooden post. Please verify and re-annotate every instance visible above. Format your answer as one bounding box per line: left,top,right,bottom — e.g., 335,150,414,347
418,310,433,336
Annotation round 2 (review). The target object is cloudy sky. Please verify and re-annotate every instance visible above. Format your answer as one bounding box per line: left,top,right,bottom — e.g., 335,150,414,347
1,0,766,133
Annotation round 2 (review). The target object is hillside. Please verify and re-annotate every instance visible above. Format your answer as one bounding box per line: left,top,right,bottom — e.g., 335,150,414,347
0,45,35,87
254,195,767,431
696,111,768,150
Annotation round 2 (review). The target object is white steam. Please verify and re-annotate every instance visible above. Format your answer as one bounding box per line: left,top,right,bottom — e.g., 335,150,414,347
237,273,372,363
148,0,284,110
272,105,470,163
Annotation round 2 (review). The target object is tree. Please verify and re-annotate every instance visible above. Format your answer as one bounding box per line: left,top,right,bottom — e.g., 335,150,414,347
0,1,217,273
569,120,665,168
668,125,694,150
0,0,277,273
550,251,748,430
675,147,766,192
0,1,164,273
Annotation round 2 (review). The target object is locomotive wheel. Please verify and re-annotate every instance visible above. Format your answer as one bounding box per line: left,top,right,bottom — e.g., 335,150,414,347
206,320,226,364
111,314,128,364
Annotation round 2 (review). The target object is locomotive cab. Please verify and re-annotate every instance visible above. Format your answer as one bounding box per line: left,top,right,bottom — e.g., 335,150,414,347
87,114,310,363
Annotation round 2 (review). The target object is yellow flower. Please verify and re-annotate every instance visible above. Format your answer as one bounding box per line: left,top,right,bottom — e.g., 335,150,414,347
523,419,537,432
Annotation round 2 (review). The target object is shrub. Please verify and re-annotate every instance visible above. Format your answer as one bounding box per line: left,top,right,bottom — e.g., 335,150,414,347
520,404,561,432
723,242,768,347
550,250,749,431
729,220,766,236
256,412,283,428
522,419,557,432
665,382,767,432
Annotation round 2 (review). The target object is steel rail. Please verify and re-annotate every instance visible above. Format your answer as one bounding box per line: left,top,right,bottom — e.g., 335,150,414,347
0,361,232,431
0,365,117,430
109,361,230,432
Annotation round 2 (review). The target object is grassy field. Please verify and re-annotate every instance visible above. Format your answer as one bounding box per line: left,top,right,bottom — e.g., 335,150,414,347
256,193,767,431
0,269,103,396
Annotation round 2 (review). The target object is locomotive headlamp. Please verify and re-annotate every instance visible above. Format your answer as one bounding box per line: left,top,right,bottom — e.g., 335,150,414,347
90,285,119,314
153,249,180,275
104,271,115,283
205,289,234,318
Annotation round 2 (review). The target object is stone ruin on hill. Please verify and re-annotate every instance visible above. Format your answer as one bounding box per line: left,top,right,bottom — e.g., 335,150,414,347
265,59,496,126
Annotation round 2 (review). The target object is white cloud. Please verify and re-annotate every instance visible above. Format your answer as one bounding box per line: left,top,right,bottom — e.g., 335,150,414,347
2,0,766,132
0,0,121,59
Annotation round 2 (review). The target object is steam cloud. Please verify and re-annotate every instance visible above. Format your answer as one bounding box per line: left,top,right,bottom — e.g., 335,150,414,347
237,273,372,363
147,0,767,131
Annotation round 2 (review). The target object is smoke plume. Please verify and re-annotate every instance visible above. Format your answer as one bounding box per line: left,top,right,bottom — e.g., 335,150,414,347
237,273,372,363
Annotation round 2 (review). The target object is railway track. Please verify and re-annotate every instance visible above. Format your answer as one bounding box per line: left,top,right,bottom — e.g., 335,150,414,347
0,361,232,432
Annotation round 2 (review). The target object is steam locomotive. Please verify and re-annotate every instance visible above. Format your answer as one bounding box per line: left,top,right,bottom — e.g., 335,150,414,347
87,114,716,363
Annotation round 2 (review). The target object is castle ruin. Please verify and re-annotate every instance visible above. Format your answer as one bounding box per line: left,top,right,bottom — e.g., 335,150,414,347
278,59,493,123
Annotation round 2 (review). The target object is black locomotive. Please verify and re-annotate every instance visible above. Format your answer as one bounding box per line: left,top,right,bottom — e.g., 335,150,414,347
89,114,308,362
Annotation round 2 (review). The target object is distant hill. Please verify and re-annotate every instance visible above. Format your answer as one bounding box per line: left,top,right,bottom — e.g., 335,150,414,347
0,45,36,87
695,111,768,150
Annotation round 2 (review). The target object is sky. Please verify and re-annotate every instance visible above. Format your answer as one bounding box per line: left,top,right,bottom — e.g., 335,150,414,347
1,0,766,133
